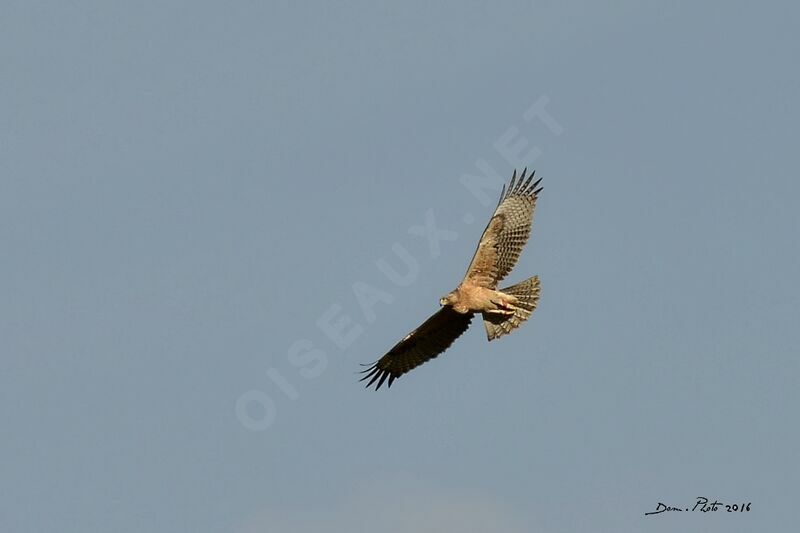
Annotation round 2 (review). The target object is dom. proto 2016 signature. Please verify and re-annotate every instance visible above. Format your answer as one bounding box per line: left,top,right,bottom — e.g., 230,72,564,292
645,497,752,516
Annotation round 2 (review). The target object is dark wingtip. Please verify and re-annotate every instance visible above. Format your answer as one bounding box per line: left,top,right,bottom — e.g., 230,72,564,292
358,362,395,390
506,169,543,198
358,363,378,380
358,362,377,373
521,169,534,192
531,176,543,195
375,371,390,390
507,171,517,200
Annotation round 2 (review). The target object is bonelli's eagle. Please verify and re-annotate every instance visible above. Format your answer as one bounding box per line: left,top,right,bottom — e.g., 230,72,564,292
360,169,544,390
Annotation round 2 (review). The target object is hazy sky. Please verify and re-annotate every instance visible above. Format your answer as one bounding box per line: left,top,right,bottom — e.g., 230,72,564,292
2,2,799,532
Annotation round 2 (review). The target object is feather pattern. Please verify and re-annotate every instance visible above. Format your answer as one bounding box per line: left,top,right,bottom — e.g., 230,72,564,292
482,276,540,341
463,168,542,288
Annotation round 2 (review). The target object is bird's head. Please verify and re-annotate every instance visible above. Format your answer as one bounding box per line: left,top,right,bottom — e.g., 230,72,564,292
439,292,457,307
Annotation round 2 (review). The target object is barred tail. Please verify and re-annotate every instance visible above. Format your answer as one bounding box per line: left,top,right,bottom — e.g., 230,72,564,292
483,276,540,341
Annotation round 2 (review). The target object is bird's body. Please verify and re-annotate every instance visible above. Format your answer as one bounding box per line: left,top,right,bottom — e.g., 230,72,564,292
441,282,519,316
360,168,544,390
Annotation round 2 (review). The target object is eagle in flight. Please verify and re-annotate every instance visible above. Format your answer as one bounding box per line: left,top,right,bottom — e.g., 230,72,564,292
360,168,543,390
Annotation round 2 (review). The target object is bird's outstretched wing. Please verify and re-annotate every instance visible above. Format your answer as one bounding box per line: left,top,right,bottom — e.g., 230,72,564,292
463,168,542,288
360,307,474,390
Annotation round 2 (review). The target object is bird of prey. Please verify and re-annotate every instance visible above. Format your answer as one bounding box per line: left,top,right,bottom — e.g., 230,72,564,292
360,168,543,390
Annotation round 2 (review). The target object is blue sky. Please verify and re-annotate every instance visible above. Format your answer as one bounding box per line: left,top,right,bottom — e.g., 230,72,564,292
2,2,799,532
